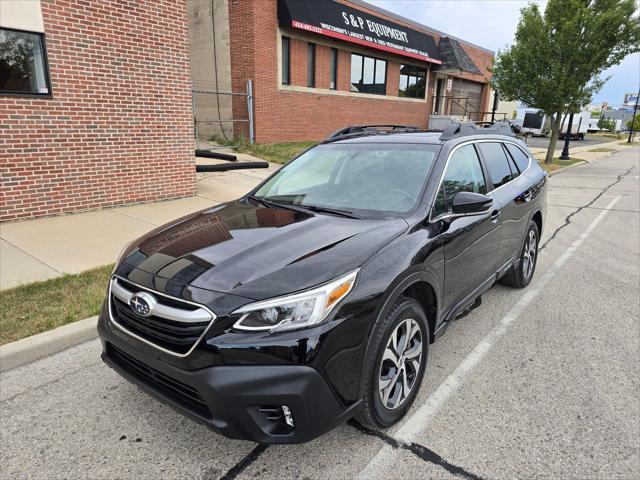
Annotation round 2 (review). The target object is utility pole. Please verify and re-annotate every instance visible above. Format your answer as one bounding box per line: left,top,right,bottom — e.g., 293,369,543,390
559,112,574,160
491,91,499,123
628,86,639,144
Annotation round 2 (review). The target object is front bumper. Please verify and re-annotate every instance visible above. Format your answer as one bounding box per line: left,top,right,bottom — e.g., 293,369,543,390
99,319,361,444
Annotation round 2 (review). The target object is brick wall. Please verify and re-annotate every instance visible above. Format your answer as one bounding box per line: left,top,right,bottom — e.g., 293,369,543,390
0,0,196,222
227,0,494,143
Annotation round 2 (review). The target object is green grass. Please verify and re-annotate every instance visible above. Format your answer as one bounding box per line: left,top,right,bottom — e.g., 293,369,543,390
592,132,624,140
618,141,637,146
217,139,318,164
535,156,586,174
0,264,113,345
588,147,616,153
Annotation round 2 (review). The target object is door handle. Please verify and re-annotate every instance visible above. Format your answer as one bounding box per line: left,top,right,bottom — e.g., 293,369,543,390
490,209,502,223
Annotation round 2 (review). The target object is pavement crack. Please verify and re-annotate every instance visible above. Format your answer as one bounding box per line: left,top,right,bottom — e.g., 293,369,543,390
539,166,634,252
348,419,487,480
1,361,101,403
217,444,269,480
0,237,64,275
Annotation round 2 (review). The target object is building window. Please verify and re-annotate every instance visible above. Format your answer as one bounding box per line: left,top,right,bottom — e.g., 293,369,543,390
307,42,315,88
281,36,290,85
350,53,386,95
399,65,427,98
329,48,338,90
0,28,51,96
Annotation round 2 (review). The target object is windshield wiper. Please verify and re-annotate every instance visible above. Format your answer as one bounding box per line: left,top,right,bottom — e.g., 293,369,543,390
247,194,273,208
248,195,360,219
301,204,360,219
247,195,310,214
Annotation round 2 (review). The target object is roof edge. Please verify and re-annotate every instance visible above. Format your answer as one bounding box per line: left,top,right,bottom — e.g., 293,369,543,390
347,0,495,55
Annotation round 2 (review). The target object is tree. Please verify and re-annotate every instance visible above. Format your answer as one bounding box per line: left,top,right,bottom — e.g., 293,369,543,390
627,113,640,132
491,0,640,164
597,116,616,132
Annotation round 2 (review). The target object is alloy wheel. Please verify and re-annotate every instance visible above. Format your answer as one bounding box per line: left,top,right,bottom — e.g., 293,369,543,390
378,318,423,410
522,229,537,279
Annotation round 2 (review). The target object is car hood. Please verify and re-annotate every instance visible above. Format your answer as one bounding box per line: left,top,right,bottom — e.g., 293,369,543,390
120,200,408,300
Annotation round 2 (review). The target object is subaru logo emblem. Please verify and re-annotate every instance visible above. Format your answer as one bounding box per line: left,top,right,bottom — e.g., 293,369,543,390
129,292,156,317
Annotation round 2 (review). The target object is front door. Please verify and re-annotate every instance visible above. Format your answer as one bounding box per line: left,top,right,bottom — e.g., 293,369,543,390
433,78,444,114
431,143,502,316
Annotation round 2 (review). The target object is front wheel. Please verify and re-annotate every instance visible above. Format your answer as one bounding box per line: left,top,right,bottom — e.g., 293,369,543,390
358,297,429,429
501,220,539,288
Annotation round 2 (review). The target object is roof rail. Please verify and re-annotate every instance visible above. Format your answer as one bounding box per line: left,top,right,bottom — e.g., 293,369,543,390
439,121,517,141
325,124,420,141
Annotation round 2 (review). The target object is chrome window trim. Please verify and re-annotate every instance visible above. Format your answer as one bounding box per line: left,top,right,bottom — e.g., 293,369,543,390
429,138,532,222
107,275,217,358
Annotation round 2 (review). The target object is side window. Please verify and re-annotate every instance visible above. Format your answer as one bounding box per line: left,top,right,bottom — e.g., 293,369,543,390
478,142,516,188
504,143,531,173
432,144,486,217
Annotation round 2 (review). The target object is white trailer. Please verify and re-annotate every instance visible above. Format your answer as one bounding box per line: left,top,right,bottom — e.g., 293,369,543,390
517,109,551,136
587,119,601,133
559,110,591,140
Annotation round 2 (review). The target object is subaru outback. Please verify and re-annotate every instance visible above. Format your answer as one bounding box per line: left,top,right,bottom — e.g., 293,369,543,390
98,122,546,444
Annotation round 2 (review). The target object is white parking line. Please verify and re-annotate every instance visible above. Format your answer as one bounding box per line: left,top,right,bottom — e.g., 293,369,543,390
356,195,622,479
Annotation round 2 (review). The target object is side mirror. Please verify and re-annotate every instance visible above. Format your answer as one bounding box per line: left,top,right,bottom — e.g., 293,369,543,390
451,191,493,215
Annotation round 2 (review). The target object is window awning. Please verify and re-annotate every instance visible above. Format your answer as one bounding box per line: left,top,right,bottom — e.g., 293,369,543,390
277,0,442,64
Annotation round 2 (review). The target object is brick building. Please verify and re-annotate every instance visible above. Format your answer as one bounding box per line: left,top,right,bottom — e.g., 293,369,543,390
190,0,495,143
1,0,195,221
1,0,495,221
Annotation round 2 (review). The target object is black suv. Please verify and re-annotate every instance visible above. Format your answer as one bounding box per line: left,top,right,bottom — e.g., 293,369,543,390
99,123,546,444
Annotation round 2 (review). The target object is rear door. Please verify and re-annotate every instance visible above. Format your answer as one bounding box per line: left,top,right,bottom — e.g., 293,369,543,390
432,143,502,316
477,141,531,267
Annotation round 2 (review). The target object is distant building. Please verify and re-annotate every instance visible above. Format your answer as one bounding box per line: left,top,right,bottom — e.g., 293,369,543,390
601,109,634,131
623,93,639,109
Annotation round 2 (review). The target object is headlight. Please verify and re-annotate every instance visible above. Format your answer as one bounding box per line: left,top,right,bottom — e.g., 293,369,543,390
233,270,359,332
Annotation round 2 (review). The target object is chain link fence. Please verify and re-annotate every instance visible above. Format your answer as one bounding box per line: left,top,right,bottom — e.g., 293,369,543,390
191,79,254,150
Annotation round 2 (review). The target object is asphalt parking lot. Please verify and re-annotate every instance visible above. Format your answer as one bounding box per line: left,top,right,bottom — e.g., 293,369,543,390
524,134,617,151
1,147,638,480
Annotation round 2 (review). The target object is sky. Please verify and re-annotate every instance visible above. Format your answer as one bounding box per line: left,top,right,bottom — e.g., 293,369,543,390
368,0,640,107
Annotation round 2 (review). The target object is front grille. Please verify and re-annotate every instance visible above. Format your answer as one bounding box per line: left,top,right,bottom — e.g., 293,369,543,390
108,277,215,356
107,344,210,419
112,297,209,354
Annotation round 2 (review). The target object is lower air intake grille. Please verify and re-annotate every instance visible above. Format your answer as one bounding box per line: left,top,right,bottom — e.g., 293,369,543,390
107,343,210,419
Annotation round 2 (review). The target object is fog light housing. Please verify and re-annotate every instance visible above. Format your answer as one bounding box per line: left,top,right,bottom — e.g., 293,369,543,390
282,405,294,427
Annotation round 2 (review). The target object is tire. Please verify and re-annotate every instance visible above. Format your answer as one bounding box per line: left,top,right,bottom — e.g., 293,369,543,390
358,297,429,429
500,220,539,288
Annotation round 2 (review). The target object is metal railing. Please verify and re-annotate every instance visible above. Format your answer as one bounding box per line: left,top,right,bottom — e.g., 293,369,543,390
431,95,482,121
191,79,254,149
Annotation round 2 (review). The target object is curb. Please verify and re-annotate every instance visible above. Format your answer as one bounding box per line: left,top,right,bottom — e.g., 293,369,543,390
0,316,98,373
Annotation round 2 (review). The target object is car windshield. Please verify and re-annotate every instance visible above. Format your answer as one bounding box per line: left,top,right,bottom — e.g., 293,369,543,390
253,143,440,216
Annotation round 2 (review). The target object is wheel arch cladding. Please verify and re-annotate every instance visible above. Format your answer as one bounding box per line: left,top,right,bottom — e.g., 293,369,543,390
532,210,543,236
399,281,437,343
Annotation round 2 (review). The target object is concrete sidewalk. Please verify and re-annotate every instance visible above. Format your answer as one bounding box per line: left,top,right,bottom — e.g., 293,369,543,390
0,150,279,290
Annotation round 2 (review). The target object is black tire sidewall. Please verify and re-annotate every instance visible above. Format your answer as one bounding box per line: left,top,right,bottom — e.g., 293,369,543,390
520,221,540,285
369,299,429,427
